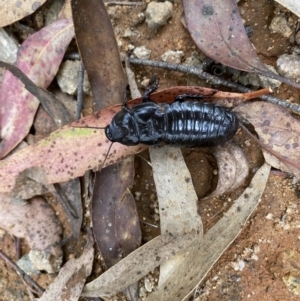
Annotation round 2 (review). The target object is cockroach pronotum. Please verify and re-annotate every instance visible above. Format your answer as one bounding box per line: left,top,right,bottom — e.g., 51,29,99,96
104,78,239,148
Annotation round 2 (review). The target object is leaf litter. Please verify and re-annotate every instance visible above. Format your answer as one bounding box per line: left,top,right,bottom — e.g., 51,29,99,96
234,102,300,178
3,0,298,298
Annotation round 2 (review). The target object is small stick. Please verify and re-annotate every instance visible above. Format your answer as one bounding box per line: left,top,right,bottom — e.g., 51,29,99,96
0,250,45,297
242,87,272,100
128,58,300,114
76,62,85,120
105,1,144,6
65,53,300,114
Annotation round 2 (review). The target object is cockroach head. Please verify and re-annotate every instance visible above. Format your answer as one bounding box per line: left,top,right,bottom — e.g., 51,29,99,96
105,108,139,146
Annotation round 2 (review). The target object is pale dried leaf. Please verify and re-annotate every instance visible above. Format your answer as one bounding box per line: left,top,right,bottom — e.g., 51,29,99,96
145,163,271,301
149,146,203,286
203,142,249,199
9,167,49,200
82,231,196,297
0,1,47,27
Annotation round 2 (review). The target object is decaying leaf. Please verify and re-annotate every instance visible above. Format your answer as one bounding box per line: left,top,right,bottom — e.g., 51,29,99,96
145,163,271,301
0,1,47,27
37,231,94,301
0,195,62,256
182,0,300,89
203,142,249,199
234,102,300,177
0,18,74,158
0,106,146,194
82,231,196,297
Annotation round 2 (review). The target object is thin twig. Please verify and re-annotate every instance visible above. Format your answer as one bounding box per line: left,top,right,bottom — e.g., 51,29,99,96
76,61,84,120
128,58,300,114
65,53,300,114
0,250,45,297
105,1,144,6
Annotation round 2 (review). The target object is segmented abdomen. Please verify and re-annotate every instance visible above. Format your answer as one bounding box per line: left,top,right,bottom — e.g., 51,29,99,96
162,102,238,147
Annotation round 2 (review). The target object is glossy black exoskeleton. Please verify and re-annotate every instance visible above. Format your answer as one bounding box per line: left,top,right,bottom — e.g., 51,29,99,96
105,79,238,147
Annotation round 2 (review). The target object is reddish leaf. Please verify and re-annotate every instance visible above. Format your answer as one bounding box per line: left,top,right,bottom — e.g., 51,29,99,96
0,105,145,194
0,18,74,158
182,0,300,89
0,195,62,255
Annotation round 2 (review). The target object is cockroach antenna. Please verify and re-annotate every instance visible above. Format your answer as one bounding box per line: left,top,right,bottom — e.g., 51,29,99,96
98,141,114,171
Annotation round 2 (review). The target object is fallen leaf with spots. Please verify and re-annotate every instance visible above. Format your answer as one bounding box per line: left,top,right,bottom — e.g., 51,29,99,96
0,105,146,194
234,102,300,177
0,195,62,256
0,18,74,158
0,1,48,27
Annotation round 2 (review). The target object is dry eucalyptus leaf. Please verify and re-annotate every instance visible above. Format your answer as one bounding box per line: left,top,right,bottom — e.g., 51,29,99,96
203,142,249,199
37,232,94,301
0,1,47,27
149,146,203,286
145,163,271,301
234,102,300,177
150,146,203,236
0,195,62,256
0,18,74,158
82,231,196,297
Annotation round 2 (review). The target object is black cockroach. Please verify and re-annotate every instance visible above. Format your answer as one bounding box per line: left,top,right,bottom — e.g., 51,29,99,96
104,78,238,148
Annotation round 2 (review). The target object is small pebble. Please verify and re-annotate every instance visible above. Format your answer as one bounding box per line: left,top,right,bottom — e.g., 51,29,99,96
277,53,300,82
269,15,292,38
161,50,184,64
133,45,151,60
145,1,173,30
